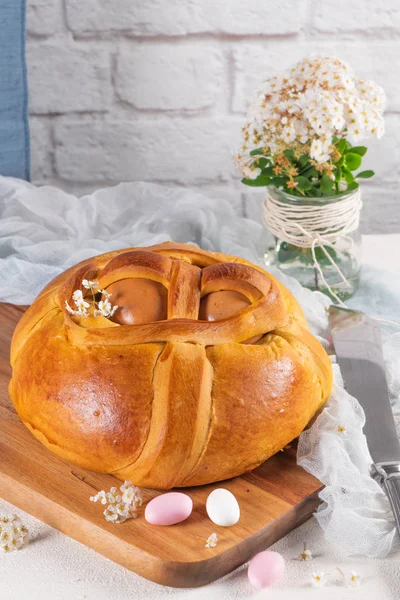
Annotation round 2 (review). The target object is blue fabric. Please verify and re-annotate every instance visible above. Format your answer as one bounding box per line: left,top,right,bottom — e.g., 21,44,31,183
0,0,30,180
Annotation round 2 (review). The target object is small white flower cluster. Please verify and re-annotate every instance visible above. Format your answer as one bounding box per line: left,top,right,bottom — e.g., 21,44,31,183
94,290,118,319
234,55,386,176
0,515,29,552
65,280,118,319
65,289,91,317
298,545,361,588
90,481,143,524
205,533,218,548
82,279,98,290
311,569,362,589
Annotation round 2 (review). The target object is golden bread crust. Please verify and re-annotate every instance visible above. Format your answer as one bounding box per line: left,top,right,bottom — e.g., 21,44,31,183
9,242,333,489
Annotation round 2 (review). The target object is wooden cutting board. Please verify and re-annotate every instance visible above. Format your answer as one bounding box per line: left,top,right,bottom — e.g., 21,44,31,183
0,303,322,588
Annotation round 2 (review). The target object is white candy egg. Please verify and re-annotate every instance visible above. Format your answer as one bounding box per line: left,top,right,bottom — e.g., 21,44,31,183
206,488,240,526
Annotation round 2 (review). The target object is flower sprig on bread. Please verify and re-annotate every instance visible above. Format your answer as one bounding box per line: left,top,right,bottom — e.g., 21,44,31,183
65,279,118,319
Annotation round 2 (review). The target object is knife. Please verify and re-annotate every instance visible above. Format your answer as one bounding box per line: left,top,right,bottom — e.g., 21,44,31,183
329,305,400,535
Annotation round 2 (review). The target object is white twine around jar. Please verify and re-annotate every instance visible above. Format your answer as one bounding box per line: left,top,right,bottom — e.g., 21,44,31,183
263,188,362,306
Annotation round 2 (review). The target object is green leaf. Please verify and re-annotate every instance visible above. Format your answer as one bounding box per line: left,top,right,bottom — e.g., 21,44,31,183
254,157,268,169
241,175,271,187
349,146,367,157
293,176,311,191
337,156,345,167
250,148,263,156
270,177,288,187
342,167,354,185
299,165,317,178
334,166,342,182
345,152,362,171
299,246,336,266
313,245,339,267
277,244,340,266
346,181,360,191
320,174,334,194
262,166,276,177
298,154,310,169
336,139,347,154
277,242,303,264
356,169,375,179
283,149,295,162
312,188,322,197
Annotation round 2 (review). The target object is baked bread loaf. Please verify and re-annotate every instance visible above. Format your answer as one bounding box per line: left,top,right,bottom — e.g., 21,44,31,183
9,242,332,489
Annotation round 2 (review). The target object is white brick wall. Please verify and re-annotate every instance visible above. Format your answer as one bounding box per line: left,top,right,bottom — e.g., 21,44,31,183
115,43,223,111
27,0,61,36
65,0,304,37
27,0,400,233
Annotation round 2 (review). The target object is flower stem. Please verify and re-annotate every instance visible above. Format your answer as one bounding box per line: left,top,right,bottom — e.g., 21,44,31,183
314,267,319,291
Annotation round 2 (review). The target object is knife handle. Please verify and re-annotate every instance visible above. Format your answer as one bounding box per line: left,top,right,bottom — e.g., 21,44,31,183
383,476,400,533
372,464,400,535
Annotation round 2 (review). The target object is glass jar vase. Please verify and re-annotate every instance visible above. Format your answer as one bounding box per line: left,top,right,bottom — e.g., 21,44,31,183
262,187,362,301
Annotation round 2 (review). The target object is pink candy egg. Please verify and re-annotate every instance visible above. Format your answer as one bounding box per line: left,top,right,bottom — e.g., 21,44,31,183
247,550,285,589
145,492,193,526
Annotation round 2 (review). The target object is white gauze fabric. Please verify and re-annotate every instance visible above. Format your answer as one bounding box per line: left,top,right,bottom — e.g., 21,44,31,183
0,176,399,558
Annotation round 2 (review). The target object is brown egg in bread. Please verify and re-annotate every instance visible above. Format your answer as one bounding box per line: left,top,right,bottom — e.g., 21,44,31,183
9,242,333,489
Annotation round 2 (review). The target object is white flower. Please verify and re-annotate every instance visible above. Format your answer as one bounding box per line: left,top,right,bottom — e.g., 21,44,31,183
311,572,326,588
281,125,296,143
99,289,112,300
121,481,143,507
310,138,331,163
103,501,137,524
72,290,89,308
347,123,363,142
0,515,29,552
205,533,218,548
299,549,313,561
121,482,142,507
65,300,79,316
104,505,120,523
348,571,362,587
120,480,132,493
107,493,117,504
91,481,142,524
65,300,89,318
75,300,90,311
242,165,262,180
0,526,12,545
90,490,108,505
122,486,141,506
67,289,91,316
82,279,99,290
94,299,118,318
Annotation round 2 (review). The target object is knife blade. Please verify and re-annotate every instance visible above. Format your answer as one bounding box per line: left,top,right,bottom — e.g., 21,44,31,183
329,305,400,535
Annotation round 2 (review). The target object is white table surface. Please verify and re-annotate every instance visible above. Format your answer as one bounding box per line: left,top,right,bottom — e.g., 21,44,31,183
1,233,400,600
